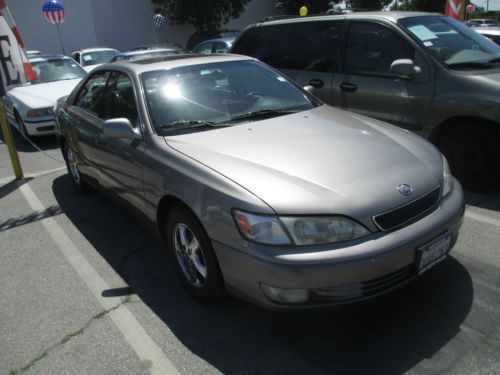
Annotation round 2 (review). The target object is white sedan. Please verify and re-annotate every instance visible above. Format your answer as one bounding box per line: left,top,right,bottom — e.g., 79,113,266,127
3,55,86,138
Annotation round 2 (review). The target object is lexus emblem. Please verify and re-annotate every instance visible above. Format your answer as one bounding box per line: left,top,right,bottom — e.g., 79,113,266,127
397,184,413,196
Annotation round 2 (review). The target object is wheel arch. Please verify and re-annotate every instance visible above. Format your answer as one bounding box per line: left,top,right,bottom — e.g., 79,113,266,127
156,195,199,243
429,116,500,146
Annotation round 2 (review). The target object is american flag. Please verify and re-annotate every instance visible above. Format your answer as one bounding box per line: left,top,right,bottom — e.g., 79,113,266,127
42,0,65,25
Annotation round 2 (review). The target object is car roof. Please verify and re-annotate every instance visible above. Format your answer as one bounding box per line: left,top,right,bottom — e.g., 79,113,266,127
98,53,254,75
29,54,71,62
256,11,439,26
474,26,500,35
72,47,118,53
116,48,177,57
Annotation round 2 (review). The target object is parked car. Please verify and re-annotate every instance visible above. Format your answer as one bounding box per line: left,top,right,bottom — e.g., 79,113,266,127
3,55,86,138
111,48,179,62
187,29,240,51
192,38,235,54
26,50,42,58
54,54,464,309
133,43,188,54
467,18,499,27
71,48,119,72
474,26,500,45
231,12,500,191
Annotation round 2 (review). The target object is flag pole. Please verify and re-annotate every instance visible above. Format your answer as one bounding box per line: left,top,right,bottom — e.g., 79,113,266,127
56,23,66,55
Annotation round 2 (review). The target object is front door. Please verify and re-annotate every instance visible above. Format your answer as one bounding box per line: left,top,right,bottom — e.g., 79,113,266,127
337,21,435,132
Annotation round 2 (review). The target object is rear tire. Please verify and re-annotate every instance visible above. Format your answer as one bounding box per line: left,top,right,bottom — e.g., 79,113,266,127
165,206,225,304
439,125,500,192
63,142,89,193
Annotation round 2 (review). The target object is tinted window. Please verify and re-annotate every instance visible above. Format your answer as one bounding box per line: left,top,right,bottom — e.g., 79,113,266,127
231,26,274,60
213,41,229,53
100,72,138,126
265,21,342,73
72,53,80,64
345,22,414,75
81,50,118,66
74,71,109,116
195,42,213,54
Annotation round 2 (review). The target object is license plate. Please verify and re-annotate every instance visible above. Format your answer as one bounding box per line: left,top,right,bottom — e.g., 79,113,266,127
418,233,451,275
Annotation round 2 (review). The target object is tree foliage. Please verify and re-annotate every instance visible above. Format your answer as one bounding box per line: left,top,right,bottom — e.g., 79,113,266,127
394,0,445,13
151,0,251,33
275,0,331,14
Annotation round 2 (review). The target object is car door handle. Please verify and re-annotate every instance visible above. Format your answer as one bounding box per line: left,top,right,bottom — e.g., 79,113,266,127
309,78,324,89
340,82,357,93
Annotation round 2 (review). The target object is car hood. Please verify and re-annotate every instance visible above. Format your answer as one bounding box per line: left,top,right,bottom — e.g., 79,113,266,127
165,106,443,222
8,79,82,109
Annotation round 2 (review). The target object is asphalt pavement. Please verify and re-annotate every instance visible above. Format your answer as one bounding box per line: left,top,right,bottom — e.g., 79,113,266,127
1,130,499,375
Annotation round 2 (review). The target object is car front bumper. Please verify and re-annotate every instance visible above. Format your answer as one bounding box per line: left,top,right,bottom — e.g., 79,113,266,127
24,118,57,136
213,180,465,309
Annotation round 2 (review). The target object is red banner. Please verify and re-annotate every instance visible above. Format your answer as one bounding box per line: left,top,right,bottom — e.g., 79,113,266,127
445,0,466,21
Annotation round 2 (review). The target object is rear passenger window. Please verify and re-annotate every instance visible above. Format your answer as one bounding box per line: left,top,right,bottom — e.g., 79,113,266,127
345,22,415,76
266,21,342,73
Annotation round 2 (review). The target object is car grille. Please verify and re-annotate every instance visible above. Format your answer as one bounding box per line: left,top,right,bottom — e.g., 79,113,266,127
373,188,440,231
309,264,417,304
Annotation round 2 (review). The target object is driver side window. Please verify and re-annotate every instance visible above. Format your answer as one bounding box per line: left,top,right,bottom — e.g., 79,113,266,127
345,22,415,76
99,72,139,127
74,71,109,116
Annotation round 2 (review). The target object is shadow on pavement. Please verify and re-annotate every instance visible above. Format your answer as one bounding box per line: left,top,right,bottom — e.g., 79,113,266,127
52,175,474,374
0,126,58,153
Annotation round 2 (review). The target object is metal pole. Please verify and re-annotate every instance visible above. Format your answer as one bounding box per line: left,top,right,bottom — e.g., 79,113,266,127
0,102,23,179
56,23,66,55
486,0,489,11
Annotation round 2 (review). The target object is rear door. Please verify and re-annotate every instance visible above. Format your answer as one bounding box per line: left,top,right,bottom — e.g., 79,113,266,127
337,20,435,132
263,20,344,105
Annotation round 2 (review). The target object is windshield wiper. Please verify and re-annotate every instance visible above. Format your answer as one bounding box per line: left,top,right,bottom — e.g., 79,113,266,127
229,109,299,122
158,120,228,131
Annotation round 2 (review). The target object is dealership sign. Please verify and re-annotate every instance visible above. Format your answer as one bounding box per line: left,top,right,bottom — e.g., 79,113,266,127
445,0,466,21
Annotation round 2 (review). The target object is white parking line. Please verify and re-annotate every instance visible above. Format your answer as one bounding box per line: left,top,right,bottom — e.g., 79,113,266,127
19,183,180,375
465,211,500,228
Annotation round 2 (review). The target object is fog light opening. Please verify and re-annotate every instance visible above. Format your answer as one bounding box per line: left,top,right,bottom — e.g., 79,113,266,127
260,284,309,304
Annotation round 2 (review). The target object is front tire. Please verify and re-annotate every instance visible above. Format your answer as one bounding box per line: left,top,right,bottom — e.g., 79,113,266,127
63,142,89,193
165,206,225,303
439,125,500,192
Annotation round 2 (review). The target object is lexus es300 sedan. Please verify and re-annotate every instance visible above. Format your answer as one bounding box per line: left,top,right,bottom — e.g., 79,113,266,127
54,54,464,309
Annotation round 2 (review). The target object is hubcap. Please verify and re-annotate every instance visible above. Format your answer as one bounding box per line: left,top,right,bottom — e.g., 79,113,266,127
67,148,81,184
173,223,207,288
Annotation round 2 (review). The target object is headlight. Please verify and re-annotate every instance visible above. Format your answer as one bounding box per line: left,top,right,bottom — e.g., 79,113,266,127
27,107,53,117
233,210,291,245
280,216,370,245
233,210,370,246
442,155,454,198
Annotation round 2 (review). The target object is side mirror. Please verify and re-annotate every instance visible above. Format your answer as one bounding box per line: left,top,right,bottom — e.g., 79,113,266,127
389,59,422,78
102,118,135,139
303,85,316,95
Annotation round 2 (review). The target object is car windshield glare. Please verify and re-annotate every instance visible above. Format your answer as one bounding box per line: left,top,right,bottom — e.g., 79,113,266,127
30,58,87,84
399,16,500,67
141,60,318,133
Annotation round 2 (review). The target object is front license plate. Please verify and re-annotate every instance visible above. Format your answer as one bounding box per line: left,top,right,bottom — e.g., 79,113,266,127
418,234,451,275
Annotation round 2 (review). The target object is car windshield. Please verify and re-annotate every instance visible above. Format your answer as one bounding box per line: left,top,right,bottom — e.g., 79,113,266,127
81,50,118,66
30,58,87,84
399,16,500,68
141,60,319,134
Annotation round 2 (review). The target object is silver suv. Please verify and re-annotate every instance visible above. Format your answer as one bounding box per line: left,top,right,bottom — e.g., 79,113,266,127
231,12,500,191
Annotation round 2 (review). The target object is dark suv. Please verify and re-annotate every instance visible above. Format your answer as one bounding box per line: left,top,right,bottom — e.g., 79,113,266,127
231,12,500,191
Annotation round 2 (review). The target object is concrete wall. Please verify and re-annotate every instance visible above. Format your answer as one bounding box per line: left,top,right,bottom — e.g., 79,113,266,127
8,0,279,54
